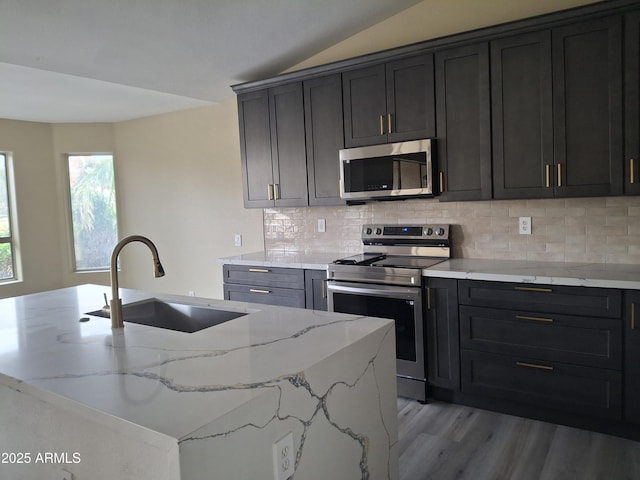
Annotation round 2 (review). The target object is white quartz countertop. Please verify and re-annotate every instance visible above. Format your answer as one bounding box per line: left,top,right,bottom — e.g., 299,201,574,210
0,284,393,442
423,258,640,290
217,251,343,270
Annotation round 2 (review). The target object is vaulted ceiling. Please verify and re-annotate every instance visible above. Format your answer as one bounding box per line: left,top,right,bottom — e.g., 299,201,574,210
0,0,421,123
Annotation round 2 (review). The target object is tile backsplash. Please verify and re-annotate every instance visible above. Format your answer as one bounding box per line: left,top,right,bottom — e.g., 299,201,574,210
263,196,640,264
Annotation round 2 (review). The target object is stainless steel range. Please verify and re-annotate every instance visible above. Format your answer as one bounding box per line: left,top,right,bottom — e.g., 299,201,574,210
327,224,451,402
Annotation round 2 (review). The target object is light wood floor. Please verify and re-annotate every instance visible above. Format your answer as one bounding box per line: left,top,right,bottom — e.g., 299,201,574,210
398,398,640,480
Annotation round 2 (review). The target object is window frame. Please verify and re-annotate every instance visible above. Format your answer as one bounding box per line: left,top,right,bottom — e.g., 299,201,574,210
0,152,18,283
65,153,119,273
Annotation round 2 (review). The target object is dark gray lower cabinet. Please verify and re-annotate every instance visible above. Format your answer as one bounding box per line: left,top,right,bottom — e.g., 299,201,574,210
223,264,305,308
426,278,460,390
458,280,623,421
222,264,327,311
625,290,640,424
304,270,328,311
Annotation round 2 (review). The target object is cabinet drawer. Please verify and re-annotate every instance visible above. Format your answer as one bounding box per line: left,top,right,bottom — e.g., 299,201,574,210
223,265,305,289
223,284,305,308
461,350,622,419
460,306,621,369
458,280,621,318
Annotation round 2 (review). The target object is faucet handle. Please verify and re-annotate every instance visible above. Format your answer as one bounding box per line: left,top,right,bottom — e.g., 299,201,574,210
101,293,111,316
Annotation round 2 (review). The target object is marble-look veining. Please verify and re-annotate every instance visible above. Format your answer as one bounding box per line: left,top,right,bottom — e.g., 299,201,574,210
424,258,640,290
0,285,398,480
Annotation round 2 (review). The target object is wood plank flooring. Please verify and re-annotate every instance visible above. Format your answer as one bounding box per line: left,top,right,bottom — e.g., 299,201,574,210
398,398,640,480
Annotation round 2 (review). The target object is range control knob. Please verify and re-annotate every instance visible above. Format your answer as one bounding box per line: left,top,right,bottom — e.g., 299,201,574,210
365,227,373,235
375,228,383,235
425,227,433,235
436,228,445,236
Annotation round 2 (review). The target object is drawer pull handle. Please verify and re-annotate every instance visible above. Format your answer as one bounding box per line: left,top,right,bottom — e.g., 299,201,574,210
248,268,270,273
267,184,274,201
557,163,562,187
516,361,554,371
426,287,432,310
545,164,551,188
631,159,636,185
439,171,445,193
516,315,554,323
249,289,271,294
379,115,385,135
514,286,552,293
387,113,393,134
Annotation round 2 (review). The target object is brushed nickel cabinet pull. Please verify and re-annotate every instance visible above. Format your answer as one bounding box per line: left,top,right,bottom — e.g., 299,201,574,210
516,314,554,323
557,163,562,187
516,361,554,371
249,288,271,294
514,286,553,293
267,184,274,200
387,113,393,134
321,279,327,299
426,288,432,310
632,159,636,185
274,183,280,200
545,164,551,188
439,171,445,193
379,115,385,135
632,303,637,330
248,268,270,273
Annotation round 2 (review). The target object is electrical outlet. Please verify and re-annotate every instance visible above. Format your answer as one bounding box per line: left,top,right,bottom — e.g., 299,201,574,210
519,216,532,235
59,468,74,480
273,431,295,480
188,290,195,297
317,218,326,233
234,234,242,247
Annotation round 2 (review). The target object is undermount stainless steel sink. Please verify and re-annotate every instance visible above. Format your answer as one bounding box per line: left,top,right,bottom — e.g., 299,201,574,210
86,298,246,333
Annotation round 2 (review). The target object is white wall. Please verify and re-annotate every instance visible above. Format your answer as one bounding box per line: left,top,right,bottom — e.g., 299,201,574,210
0,120,62,299
112,101,263,299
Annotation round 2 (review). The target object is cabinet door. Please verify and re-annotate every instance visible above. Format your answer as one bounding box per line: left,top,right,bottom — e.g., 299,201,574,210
552,16,623,198
492,31,553,199
238,90,274,207
625,290,640,424
304,75,345,206
342,64,387,147
386,54,435,143
625,11,640,195
269,83,308,207
426,278,460,390
304,269,328,311
436,43,492,201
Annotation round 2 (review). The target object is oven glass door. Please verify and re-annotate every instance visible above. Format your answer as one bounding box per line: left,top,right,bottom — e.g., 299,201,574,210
327,281,425,380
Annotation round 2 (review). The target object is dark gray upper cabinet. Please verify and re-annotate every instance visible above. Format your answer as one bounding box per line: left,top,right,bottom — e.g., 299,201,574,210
625,11,640,195
342,54,435,147
436,43,492,202
552,16,623,198
237,89,273,207
303,74,345,206
491,31,553,200
237,82,308,208
625,290,640,424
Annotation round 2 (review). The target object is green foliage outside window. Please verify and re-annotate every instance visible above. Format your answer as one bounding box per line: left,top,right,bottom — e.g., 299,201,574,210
68,155,118,271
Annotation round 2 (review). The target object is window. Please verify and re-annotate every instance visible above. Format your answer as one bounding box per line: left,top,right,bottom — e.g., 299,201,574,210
0,153,16,280
67,154,118,271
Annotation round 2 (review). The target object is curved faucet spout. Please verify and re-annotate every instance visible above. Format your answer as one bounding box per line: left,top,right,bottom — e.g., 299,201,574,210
110,235,165,329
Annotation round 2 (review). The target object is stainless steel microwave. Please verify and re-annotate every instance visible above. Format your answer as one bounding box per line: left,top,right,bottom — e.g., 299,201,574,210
339,139,434,201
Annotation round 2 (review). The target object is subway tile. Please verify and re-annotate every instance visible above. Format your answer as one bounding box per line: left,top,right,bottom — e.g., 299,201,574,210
565,197,606,208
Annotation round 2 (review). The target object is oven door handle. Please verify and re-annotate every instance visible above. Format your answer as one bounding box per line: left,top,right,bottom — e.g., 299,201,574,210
326,281,420,298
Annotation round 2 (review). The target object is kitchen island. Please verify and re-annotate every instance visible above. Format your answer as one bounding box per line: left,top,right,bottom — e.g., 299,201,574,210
0,284,398,480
